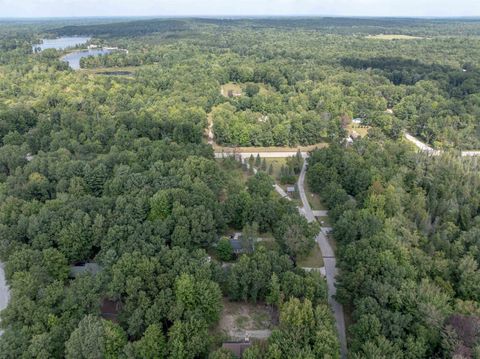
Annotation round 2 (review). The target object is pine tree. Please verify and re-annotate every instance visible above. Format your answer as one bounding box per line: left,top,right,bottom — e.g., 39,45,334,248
255,154,261,167
261,158,267,171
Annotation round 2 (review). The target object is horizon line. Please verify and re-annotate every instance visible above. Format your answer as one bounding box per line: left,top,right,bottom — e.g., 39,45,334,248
2,15,480,20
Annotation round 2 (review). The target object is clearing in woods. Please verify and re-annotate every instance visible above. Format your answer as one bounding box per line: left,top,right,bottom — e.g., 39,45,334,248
220,82,243,97
217,299,277,340
297,243,324,268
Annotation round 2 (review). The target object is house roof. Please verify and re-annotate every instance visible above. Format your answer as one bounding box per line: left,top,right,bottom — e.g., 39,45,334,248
230,239,243,251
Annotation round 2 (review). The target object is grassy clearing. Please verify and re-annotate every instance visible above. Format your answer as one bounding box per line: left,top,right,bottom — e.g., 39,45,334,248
347,124,370,137
297,244,324,268
220,82,243,97
304,180,327,211
216,157,251,191
318,216,331,227
366,34,424,40
262,157,287,179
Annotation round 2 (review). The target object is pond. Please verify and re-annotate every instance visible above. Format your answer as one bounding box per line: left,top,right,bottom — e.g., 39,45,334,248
61,49,113,70
32,36,91,52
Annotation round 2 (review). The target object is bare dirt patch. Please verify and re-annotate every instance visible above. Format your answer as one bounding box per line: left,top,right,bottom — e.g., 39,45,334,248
217,299,277,340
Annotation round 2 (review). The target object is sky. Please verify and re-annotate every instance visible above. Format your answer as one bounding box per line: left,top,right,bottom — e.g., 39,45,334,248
0,0,479,18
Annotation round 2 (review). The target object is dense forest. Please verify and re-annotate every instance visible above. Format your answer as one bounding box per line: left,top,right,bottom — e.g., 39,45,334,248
307,137,480,358
1,16,480,358
47,17,480,149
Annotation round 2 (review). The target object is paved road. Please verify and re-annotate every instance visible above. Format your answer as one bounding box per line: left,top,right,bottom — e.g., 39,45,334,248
0,262,10,336
219,151,348,357
312,210,329,217
297,161,348,359
405,133,480,157
214,151,308,159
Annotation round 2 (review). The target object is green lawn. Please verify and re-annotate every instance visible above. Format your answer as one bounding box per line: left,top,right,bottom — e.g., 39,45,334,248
262,157,288,180
304,180,327,211
347,123,370,137
318,216,331,227
297,244,324,268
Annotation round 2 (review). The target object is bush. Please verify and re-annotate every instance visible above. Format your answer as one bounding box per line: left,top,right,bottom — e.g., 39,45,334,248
217,238,234,261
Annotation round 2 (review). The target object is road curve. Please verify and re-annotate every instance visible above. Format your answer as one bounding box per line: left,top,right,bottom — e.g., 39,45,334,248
405,133,480,157
0,262,10,336
298,161,348,359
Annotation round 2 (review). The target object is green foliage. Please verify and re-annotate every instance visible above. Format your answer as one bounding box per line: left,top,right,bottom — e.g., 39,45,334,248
127,324,167,359
167,317,210,359
307,138,480,357
216,238,234,261
273,214,318,260
3,16,480,359
174,273,223,325
65,315,127,359
247,172,274,198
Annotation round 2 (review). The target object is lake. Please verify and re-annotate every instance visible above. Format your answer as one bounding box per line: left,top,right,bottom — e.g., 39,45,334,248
62,49,113,70
32,36,91,51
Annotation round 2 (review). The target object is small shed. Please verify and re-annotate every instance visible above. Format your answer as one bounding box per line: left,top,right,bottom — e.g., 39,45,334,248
222,340,252,358
352,118,363,125
287,186,295,194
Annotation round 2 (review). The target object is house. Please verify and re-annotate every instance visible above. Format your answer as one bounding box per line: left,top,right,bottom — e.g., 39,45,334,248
222,340,252,358
229,233,254,255
286,186,295,194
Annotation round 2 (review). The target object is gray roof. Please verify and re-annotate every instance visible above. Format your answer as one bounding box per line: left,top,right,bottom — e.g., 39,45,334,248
230,239,243,251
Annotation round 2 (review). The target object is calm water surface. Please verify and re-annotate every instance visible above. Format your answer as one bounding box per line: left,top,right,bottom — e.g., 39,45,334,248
32,36,91,51
62,49,113,70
